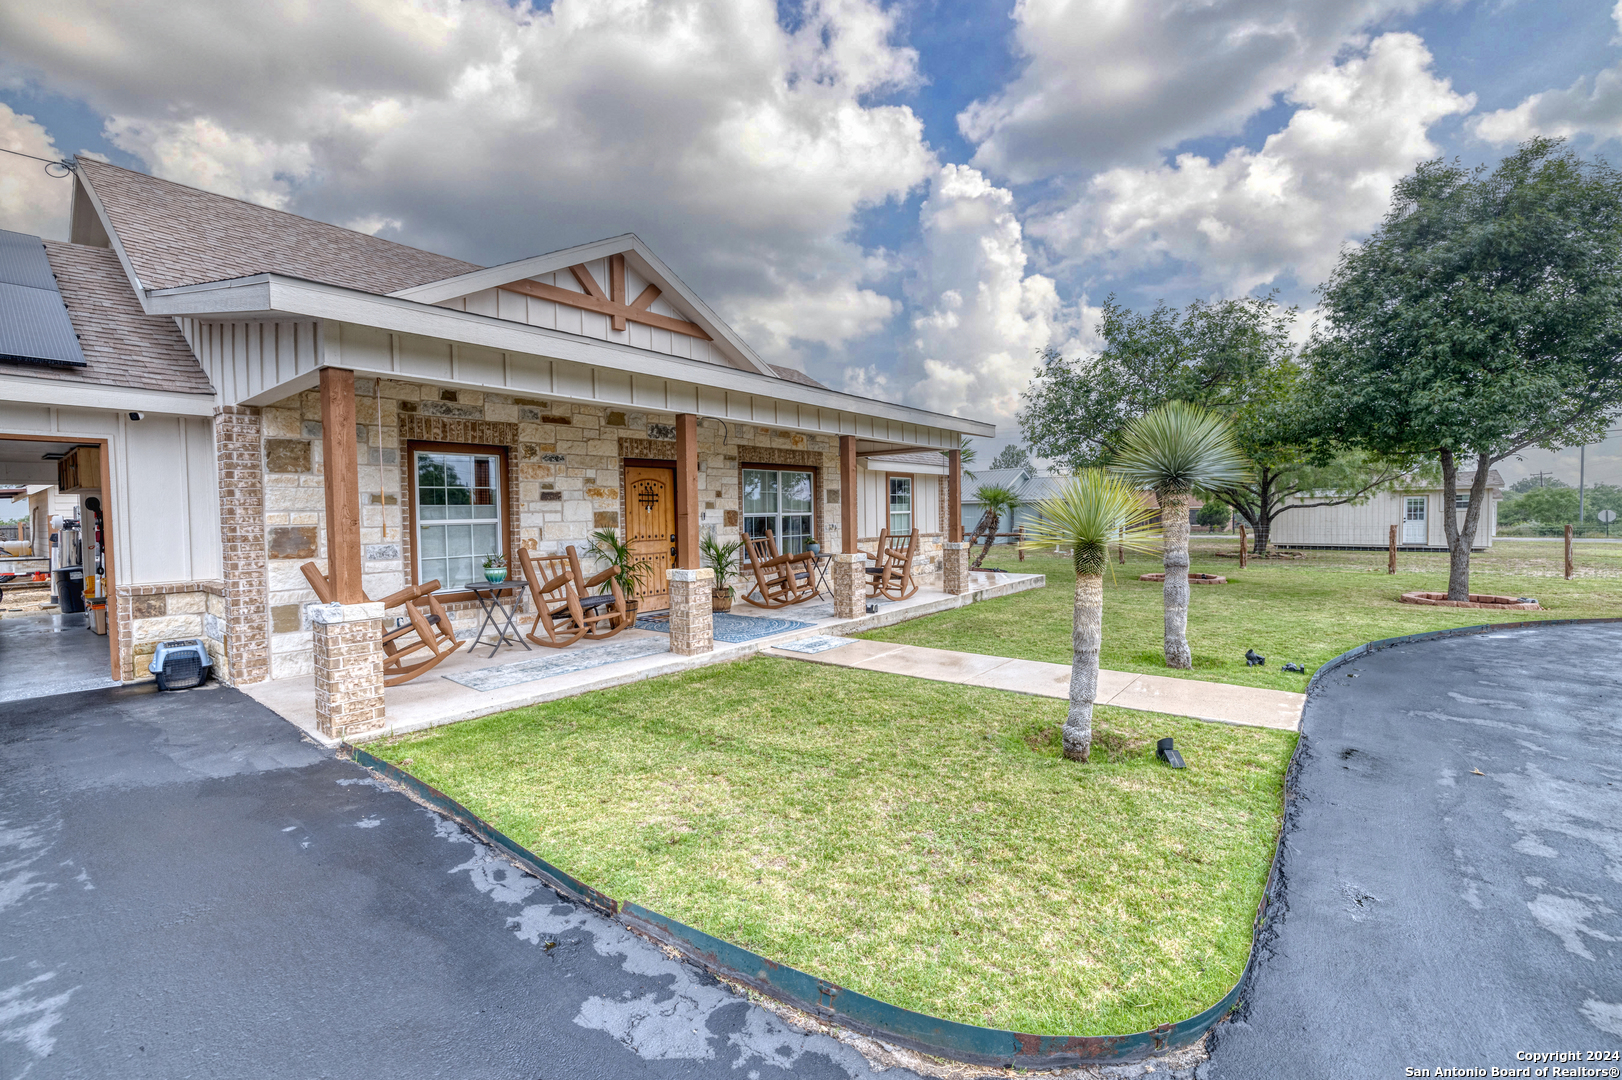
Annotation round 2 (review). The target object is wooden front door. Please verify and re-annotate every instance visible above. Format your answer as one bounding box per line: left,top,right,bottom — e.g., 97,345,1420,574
625,465,675,608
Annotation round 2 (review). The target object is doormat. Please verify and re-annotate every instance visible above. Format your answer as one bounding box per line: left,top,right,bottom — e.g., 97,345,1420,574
443,638,671,692
634,612,814,643
770,635,856,655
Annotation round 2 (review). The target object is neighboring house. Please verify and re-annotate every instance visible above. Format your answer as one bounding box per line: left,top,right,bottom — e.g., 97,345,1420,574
0,159,991,687
1269,472,1504,551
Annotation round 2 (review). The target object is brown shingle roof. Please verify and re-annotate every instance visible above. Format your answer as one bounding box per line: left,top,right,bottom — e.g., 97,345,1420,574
0,241,214,395
77,158,481,294
767,364,828,389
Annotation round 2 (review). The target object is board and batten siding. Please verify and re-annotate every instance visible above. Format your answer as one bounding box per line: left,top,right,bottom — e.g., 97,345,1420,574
1269,489,1497,549
0,400,221,584
179,318,322,406
435,257,729,368
856,467,940,539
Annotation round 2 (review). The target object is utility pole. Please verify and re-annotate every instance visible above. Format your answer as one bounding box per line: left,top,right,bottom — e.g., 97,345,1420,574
1579,445,1586,524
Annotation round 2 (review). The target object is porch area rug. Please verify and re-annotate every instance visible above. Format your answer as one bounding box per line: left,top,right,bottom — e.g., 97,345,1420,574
443,637,671,692
771,635,856,655
634,612,815,643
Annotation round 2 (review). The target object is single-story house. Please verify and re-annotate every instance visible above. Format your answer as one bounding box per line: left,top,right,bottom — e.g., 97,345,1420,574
1269,471,1504,551
0,159,991,721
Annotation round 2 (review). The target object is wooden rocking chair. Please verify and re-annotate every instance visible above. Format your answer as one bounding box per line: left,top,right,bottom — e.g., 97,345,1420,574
739,529,818,609
516,545,630,648
865,528,920,601
299,563,463,686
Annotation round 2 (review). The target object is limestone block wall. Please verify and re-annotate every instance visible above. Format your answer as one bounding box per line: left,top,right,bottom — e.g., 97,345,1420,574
115,581,228,679
251,378,841,678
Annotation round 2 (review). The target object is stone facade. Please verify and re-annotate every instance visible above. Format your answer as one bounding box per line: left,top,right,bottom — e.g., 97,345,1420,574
312,601,385,739
215,406,269,686
255,380,846,678
666,568,714,656
114,580,228,680
830,553,866,619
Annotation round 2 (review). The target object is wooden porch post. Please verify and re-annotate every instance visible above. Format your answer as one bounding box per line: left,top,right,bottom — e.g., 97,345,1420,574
947,448,962,543
675,413,699,569
840,435,858,553
319,366,365,603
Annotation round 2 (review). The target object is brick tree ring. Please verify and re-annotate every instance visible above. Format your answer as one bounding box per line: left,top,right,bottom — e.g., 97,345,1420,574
1139,572,1229,584
1399,591,1541,610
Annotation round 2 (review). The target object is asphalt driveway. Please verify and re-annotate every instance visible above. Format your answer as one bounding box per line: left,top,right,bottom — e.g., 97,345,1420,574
1205,623,1622,1078
0,682,902,1080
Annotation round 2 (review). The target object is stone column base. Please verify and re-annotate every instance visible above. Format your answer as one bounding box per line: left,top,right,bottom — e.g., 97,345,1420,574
943,541,971,595
312,601,385,740
831,553,867,619
667,568,715,656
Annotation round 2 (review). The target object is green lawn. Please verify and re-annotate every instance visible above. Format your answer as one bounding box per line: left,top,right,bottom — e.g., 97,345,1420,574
859,538,1622,692
372,658,1295,1036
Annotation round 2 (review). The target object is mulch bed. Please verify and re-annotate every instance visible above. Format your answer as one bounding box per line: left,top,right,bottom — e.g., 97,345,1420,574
1139,572,1229,584
1399,591,1540,610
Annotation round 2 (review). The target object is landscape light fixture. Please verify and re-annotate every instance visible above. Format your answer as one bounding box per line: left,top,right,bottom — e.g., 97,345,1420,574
1156,737,1186,769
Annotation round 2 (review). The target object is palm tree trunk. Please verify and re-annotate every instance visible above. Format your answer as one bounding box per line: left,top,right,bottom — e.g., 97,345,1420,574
973,512,999,568
1161,489,1192,669
1065,571,1103,762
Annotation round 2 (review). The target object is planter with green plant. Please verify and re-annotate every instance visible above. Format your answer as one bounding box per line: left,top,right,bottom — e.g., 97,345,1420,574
700,534,742,613
584,529,653,614
482,554,508,584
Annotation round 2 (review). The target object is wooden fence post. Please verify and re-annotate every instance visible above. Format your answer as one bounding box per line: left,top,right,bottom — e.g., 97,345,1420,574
1565,523,1574,579
1238,525,1248,569
1388,524,1398,574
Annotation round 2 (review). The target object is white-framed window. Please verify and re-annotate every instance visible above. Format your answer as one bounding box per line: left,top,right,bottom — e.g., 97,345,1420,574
412,447,504,590
888,475,913,536
1455,493,1470,510
742,468,814,553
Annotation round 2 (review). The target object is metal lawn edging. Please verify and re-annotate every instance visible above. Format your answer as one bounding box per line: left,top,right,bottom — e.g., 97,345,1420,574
343,742,1264,1069
1305,616,1622,694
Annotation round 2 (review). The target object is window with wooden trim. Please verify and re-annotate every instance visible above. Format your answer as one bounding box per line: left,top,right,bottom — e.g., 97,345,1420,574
742,467,815,553
888,474,913,536
411,446,506,591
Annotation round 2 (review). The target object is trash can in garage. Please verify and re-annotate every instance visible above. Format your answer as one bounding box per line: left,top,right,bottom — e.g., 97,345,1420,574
54,566,85,613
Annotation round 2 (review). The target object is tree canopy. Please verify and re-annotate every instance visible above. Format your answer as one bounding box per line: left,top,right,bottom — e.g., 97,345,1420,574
1309,138,1622,596
989,444,1031,471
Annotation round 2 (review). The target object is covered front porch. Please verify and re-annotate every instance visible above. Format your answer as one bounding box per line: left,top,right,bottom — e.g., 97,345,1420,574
246,568,1043,745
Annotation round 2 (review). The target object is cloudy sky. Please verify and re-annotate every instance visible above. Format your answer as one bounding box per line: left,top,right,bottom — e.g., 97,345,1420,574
2,0,1620,481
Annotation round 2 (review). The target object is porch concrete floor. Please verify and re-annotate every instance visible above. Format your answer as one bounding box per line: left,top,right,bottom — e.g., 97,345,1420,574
766,639,1305,731
245,572,1044,746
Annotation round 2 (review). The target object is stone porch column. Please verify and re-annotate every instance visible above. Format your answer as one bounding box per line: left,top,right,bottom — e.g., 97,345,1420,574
667,568,714,656
943,541,971,595
831,553,866,619
312,601,385,740
215,405,269,686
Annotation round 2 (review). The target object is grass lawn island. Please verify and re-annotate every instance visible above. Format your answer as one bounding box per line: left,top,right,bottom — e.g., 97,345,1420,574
0,158,1048,739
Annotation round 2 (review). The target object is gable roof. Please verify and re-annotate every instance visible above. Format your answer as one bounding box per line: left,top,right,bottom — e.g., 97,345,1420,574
75,158,480,293
0,240,214,395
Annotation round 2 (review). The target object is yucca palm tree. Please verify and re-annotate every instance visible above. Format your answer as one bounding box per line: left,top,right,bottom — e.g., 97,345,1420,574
1112,402,1250,669
1021,471,1161,762
968,483,1020,568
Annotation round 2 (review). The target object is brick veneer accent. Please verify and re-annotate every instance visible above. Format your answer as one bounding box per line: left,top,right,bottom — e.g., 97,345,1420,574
830,553,866,619
667,568,714,655
942,541,970,595
216,405,269,685
312,602,385,738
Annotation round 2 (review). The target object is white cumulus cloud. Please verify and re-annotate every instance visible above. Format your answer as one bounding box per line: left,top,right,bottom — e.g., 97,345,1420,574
1031,32,1474,296
0,103,72,238
1473,4,1622,145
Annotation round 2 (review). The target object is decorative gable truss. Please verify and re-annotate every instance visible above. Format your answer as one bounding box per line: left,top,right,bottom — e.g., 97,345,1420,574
498,254,710,340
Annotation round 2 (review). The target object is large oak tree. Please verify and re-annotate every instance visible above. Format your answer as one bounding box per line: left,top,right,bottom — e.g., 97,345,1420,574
1310,138,1622,599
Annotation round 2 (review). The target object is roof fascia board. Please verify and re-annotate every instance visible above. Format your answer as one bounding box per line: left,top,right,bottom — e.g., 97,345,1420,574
148,274,994,436
0,371,217,416
391,233,778,378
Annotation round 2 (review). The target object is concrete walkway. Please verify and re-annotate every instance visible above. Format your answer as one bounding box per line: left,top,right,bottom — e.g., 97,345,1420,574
767,638,1305,730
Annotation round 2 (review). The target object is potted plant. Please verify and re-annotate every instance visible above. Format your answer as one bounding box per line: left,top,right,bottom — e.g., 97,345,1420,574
584,528,652,615
482,554,508,584
701,534,742,613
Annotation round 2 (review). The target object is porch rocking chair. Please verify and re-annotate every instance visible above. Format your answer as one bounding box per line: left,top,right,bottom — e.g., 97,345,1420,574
738,530,818,609
299,563,463,686
865,528,920,601
516,545,630,648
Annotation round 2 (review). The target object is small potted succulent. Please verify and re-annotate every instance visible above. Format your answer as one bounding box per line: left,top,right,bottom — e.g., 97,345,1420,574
701,534,742,613
482,554,508,584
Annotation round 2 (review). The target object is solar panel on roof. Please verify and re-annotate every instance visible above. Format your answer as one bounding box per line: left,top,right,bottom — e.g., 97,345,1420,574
0,229,87,367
